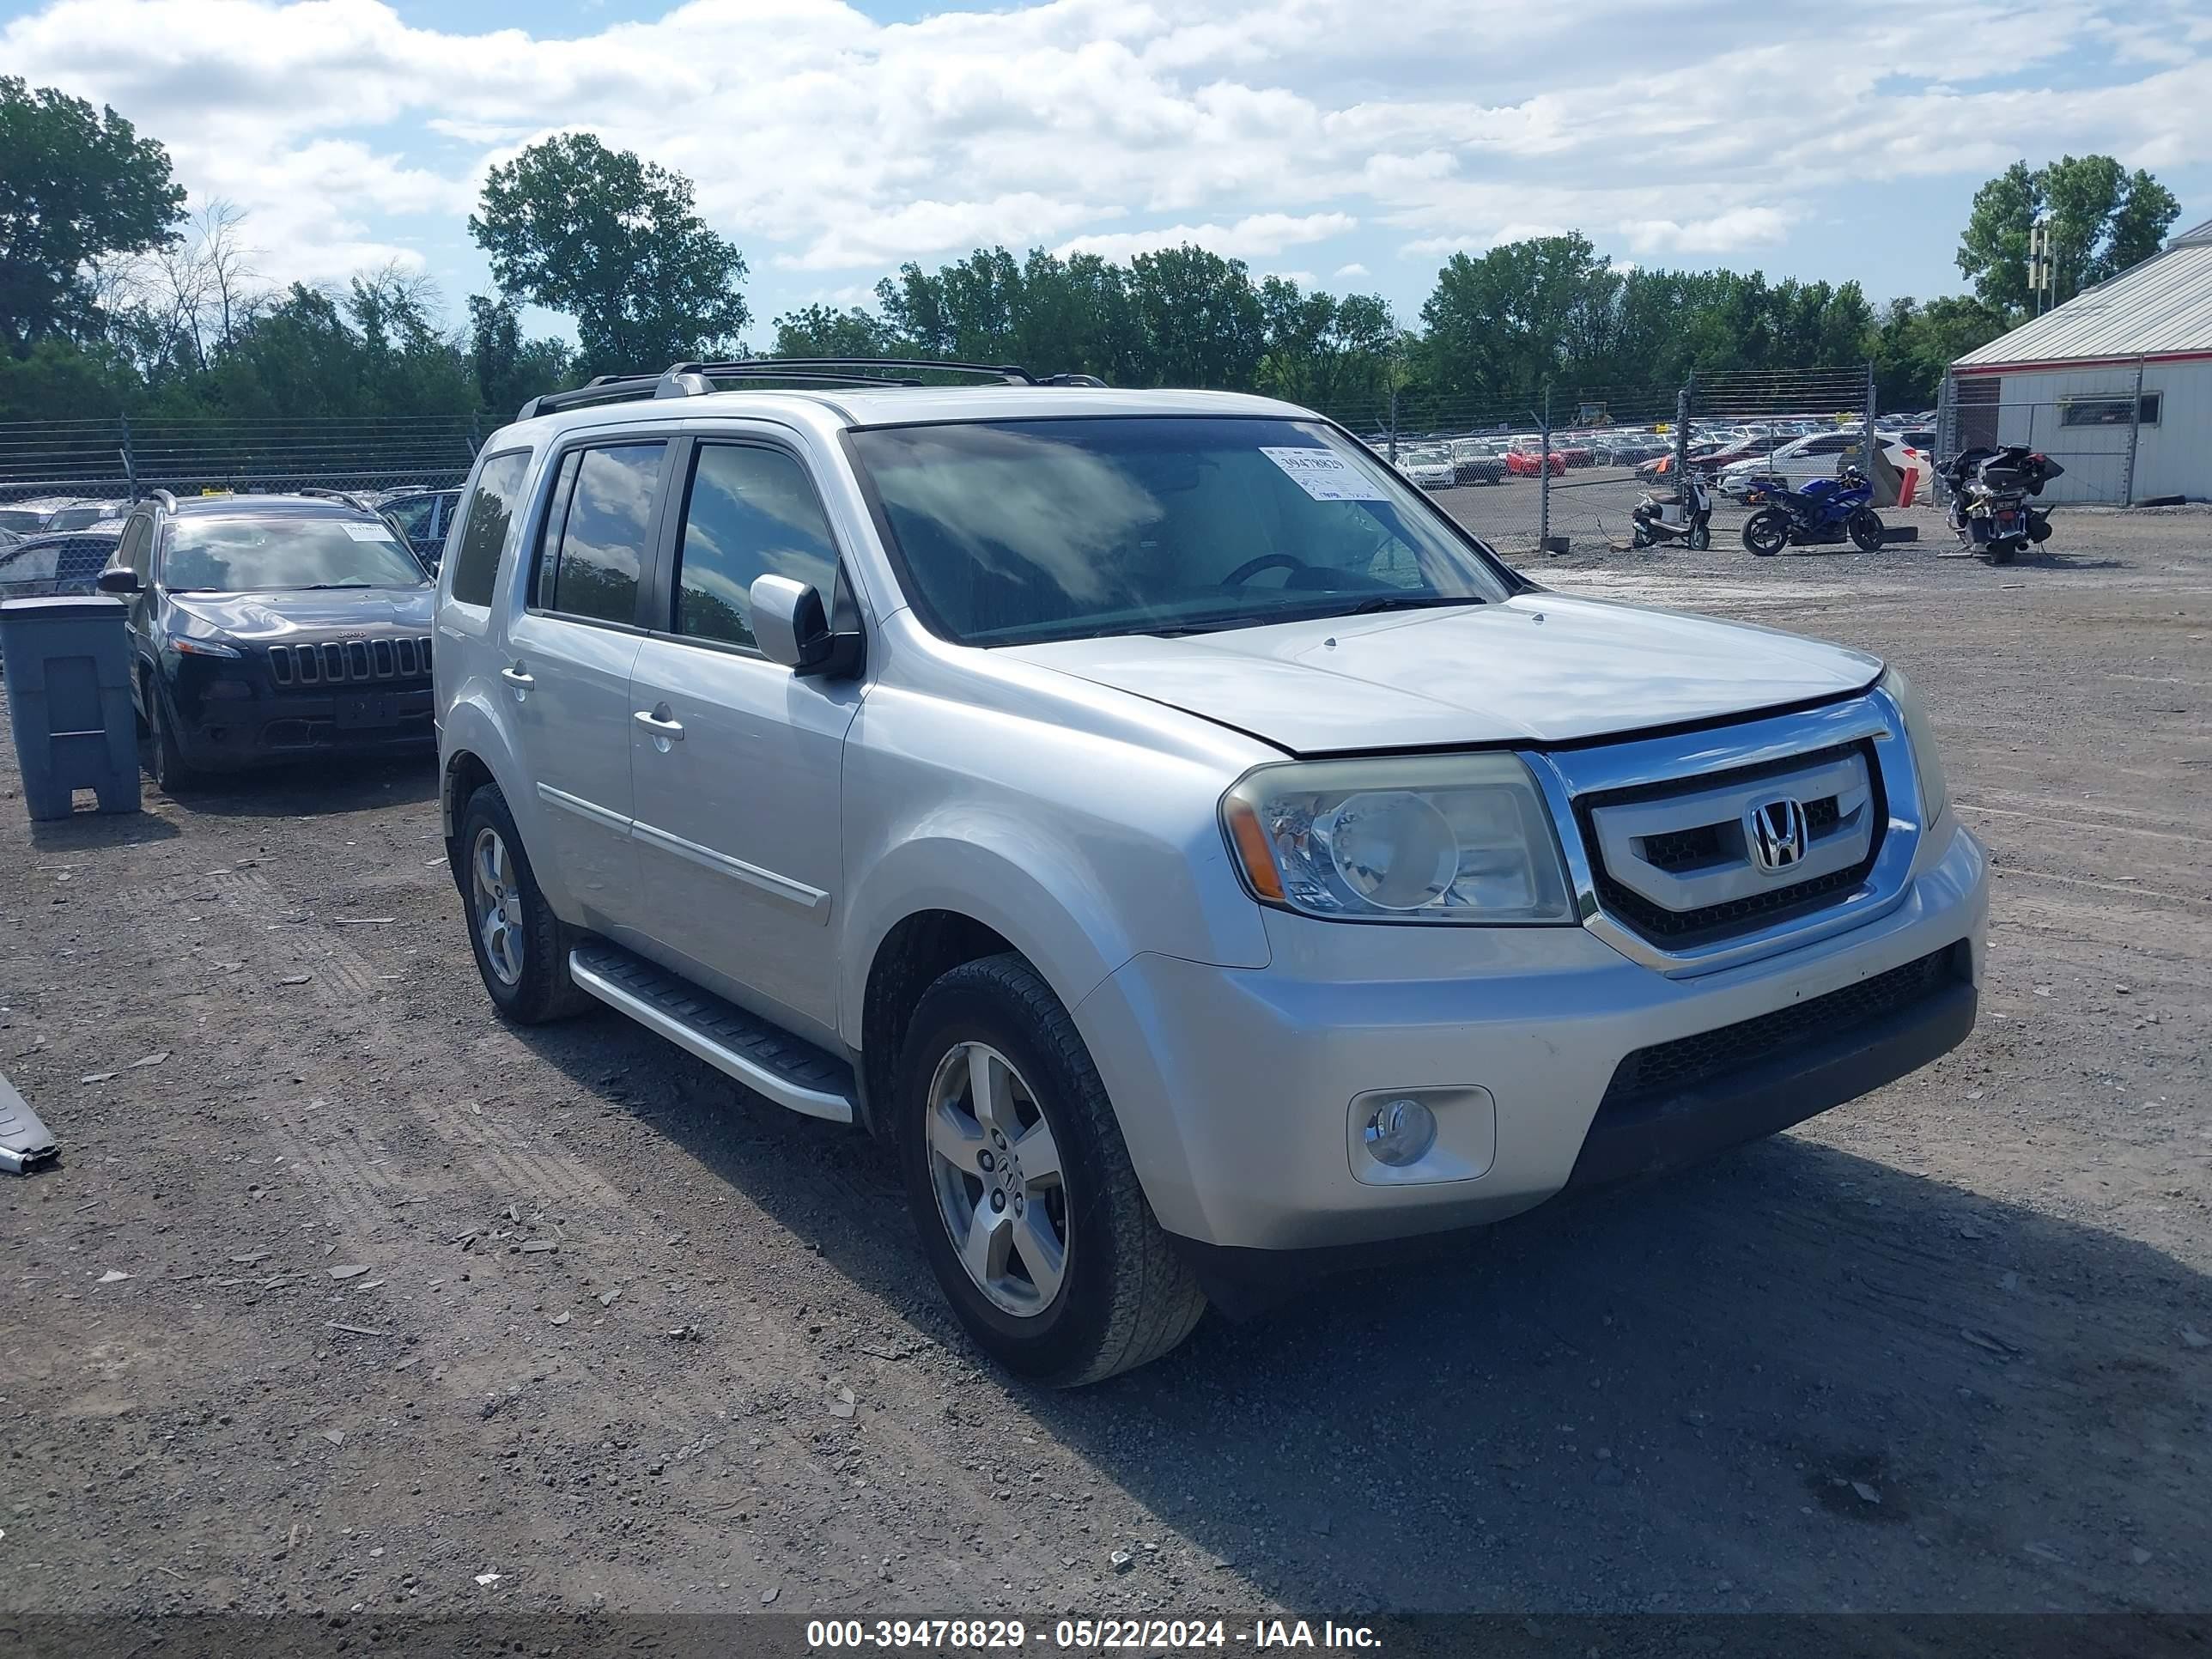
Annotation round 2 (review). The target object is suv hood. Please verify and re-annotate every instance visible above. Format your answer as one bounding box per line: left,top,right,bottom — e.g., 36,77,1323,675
168,587,434,638
1004,593,1881,754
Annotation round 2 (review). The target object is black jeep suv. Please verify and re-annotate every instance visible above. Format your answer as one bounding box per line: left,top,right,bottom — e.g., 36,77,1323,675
97,490,436,789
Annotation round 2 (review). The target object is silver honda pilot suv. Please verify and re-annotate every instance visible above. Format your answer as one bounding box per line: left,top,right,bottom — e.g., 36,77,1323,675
434,361,1988,1385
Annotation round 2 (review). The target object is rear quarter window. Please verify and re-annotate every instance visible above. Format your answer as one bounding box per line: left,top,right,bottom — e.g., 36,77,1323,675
448,450,532,607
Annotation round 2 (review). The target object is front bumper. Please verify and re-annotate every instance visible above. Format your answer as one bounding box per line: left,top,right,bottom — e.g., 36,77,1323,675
168,654,434,769
1073,817,1987,1255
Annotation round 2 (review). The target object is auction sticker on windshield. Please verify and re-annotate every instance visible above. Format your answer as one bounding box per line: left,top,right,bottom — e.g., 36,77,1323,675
340,522,398,541
1260,447,1390,502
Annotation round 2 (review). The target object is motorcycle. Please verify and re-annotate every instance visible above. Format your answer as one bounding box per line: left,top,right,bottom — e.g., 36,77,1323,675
1630,474,1712,550
1936,445,2062,564
1741,468,1885,556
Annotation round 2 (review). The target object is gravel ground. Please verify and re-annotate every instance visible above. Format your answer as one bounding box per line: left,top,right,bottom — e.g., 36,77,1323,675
1,496,2206,1626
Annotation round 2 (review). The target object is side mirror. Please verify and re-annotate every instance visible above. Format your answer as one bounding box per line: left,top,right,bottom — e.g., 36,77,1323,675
96,566,140,595
750,574,860,678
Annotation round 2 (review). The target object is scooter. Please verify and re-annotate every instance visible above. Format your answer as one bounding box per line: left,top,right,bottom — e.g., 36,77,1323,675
1936,445,2062,564
1629,474,1711,550
1742,468,1884,556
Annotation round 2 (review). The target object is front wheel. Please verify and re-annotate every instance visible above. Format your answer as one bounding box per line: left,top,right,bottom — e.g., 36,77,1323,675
1742,510,1789,557
455,783,592,1024
1687,519,1711,552
1631,520,1654,549
145,676,198,794
1847,507,1885,553
896,954,1206,1386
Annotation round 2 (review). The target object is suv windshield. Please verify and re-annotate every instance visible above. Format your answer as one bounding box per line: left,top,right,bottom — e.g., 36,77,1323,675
848,416,1512,647
160,515,430,592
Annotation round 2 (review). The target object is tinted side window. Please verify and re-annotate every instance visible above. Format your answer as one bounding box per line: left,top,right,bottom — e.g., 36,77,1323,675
386,496,437,539
449,451,530,606
672,446,839,649
118,517,151,580
542,443,663,626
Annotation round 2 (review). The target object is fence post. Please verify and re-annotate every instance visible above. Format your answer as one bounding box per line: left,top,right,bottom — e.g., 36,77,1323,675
118,412,138,505
2123,355,2145,505
1673,374,1692,489
1538,385,1552,552
468,411,483,457
1863,360,1878,484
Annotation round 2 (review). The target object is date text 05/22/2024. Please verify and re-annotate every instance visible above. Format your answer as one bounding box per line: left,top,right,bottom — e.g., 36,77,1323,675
805,1619,1384,1650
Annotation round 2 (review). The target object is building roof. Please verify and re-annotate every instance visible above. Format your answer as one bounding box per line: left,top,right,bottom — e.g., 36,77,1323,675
1955,217,2212,368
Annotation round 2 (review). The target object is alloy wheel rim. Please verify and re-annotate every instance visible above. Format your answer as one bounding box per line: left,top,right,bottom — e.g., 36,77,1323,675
471,826,525,987
925,1042,1069,1318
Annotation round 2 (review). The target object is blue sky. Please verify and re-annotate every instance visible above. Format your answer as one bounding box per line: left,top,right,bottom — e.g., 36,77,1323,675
6,0,2208,349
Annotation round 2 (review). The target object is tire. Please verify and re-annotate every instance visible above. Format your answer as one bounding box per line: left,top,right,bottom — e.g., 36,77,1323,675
896,953,1207,1387
1631,521,1653,549
1742,510,1789,557
1687,520,1711,552
1847,507,1885,553
455,782,592,1024
145,675,197,794
1987,540,2018,566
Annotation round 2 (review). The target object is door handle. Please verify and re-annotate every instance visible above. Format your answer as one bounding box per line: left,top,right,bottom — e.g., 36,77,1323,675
634,708,685,742
500,664,533,688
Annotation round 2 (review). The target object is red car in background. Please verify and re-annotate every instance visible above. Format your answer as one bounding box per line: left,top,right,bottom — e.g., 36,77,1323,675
1505,443,1566,477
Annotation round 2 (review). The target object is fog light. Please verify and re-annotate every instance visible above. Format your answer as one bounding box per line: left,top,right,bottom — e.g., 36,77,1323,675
1362,1097,1437,1167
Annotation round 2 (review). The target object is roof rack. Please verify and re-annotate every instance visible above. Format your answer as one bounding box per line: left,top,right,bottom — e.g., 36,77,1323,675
298,486,373,511
514,356,1100,422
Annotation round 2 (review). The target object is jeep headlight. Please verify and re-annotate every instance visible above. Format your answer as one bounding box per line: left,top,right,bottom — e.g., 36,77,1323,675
1880,667,1948,829
1223,754,1572,924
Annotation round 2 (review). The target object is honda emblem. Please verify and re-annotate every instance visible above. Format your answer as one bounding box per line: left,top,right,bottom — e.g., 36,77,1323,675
1746,797,1808,875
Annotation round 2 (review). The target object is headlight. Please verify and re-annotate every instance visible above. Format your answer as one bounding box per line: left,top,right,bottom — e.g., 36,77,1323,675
1222,754,1573,924
1880,667,1948,829
172,635,241,659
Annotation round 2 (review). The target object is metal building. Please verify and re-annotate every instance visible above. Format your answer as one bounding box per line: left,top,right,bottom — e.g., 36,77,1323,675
1948,217,2212,503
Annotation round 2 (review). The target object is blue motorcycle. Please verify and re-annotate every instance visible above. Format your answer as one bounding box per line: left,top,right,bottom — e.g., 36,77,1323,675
1741,468,1885,556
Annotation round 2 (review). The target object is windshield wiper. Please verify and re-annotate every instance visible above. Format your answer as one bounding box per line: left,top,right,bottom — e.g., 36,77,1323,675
1344,592,1485,615
301,581,374,589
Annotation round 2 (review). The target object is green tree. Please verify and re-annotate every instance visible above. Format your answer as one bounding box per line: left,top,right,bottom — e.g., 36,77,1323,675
470,132,750,375
1419,233,1613,402
0,76,186,356
771,303,901,358
1127,245,1264,387
1957,155,2181,309
467,294,576,418
1869,295,2011,408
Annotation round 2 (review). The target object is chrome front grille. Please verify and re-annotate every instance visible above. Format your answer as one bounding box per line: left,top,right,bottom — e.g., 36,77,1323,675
1573,738,1885,950
266,635,433,686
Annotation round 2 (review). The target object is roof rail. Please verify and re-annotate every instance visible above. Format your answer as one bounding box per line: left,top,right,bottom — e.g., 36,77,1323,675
298,486,372,511
514,356,1092,422
148,489,179,512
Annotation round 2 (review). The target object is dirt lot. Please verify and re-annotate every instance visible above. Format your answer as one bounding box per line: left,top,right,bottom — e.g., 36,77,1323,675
2,497,2207,1626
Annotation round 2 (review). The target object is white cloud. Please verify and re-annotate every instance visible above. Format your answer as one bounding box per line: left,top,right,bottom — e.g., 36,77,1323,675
1,0,2204,314
1334,262,1370,278
1620,207,1797,255
1056,212,1357,264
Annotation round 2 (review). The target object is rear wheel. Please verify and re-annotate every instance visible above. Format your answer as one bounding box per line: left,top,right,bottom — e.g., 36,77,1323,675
456,783,591,1024
1847,507,1885,553
1986,539,2018,566
896,953,1206,1386
1742,510,1789,557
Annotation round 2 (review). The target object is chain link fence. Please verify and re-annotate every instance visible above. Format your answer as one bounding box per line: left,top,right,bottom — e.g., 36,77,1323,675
1936,361,2158,506
0,414,483,516
1310,363,1893,557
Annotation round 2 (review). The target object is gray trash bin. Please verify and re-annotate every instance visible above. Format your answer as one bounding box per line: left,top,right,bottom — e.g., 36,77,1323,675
0,594,141,821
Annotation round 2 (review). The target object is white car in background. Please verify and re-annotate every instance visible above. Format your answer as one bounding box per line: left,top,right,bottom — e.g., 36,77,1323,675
1399,445,1456,490
1719,429,1911,490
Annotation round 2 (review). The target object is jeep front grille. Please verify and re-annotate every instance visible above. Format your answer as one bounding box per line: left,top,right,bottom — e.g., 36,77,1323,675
265,635,433,686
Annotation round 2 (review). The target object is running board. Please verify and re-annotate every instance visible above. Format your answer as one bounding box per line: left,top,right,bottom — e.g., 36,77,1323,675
567,944,856,1124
